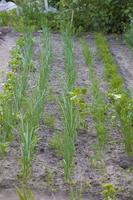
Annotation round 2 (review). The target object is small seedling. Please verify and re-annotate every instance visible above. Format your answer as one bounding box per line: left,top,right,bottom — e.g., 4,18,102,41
44,114,55,128
102,183,116,200
49,132,64,157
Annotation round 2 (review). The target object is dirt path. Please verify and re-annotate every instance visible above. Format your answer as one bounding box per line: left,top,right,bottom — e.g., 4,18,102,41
0,33,17,91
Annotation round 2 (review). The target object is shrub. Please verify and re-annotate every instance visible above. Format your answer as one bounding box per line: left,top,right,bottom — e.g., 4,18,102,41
58,0,133,33
0,0,133,33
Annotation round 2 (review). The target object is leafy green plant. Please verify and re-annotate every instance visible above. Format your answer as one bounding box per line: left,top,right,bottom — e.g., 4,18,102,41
102,183,116,200
68,87,88,129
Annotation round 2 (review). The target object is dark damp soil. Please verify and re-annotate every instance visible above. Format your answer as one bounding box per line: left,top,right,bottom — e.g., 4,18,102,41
0,31,133,200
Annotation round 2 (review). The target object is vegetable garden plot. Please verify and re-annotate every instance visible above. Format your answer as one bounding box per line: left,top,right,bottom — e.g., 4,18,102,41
0,31,133,200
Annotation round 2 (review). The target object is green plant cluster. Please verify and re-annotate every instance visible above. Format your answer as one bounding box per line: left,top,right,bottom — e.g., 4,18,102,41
95,33,133,156
58,0,133,33
102,183,116,200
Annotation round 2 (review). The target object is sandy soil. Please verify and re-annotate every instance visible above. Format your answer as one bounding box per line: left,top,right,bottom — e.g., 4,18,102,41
0,32,133,200
0,189,70,200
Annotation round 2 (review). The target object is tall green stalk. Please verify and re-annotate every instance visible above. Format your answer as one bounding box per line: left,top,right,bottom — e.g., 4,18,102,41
59,95,78,179
14,31,34,111
59,26,78,180
62,27,76,91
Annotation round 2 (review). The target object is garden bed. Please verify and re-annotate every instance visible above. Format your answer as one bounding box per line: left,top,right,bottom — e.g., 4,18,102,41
0,30,133,200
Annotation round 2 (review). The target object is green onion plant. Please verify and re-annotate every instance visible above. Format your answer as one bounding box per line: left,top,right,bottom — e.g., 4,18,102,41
19,27,51,181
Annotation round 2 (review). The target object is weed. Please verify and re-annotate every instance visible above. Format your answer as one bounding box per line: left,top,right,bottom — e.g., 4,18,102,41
44,167,55,187
44,114,55,128
102,183,116,200
49,132,64,157
70,181,83,200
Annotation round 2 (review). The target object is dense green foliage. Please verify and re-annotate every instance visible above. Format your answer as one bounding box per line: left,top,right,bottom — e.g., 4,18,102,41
125,25,133,47
0,0,133,33
54,0,133,32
